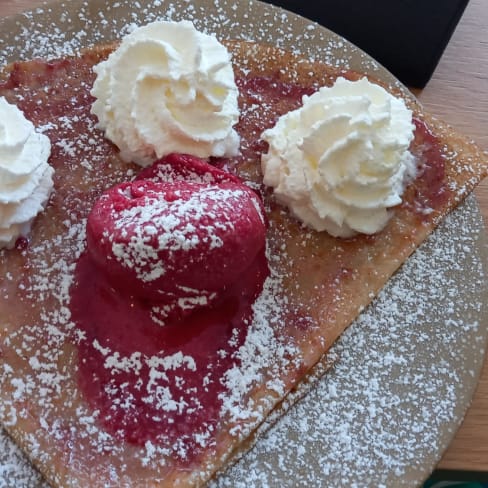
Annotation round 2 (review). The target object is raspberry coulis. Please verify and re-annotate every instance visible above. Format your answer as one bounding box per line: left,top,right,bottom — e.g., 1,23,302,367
71,248,268,450
411,118,450,210
69,154,268,457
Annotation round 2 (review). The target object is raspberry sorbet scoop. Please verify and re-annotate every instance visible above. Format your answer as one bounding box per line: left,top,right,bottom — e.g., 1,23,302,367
86,155,267,305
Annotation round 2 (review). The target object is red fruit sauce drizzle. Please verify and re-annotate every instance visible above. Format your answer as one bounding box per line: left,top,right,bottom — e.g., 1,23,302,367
71,249,268,451
409,118,450,212
69,153,269,462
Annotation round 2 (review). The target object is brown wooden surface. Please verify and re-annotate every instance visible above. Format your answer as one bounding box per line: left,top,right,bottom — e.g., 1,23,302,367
412,0,488,472
1,0,487,475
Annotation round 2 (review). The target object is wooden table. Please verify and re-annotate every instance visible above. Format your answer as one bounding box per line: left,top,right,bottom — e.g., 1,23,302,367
1,0,487,476
412,0,488,472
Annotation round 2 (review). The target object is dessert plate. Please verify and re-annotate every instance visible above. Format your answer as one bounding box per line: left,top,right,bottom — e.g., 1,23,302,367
0,0,487,486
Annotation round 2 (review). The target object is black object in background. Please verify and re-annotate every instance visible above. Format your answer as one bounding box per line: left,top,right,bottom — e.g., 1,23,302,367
265,0,469,87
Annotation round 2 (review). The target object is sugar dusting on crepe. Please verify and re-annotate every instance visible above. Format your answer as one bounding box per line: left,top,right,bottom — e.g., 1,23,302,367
0,1,486,488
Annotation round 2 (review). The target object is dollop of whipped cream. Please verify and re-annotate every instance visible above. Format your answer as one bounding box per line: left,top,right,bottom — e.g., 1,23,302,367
0,97,53,249
91,20,240,167
261,77,416,237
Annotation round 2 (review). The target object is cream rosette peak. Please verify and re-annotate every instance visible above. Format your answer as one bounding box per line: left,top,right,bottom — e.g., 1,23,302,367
91,20,240,167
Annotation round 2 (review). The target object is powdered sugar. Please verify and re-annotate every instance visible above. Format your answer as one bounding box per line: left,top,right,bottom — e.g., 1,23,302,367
210,195,487,487
0,1,486,488
219,265,298,431
109,186,244,283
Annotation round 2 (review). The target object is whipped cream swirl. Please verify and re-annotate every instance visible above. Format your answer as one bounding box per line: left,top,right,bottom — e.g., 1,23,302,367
0,97,53,249
91,20,240,166
261,77,416,238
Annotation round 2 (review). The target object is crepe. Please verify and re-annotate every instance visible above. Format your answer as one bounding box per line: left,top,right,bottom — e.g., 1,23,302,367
0,38,487,487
